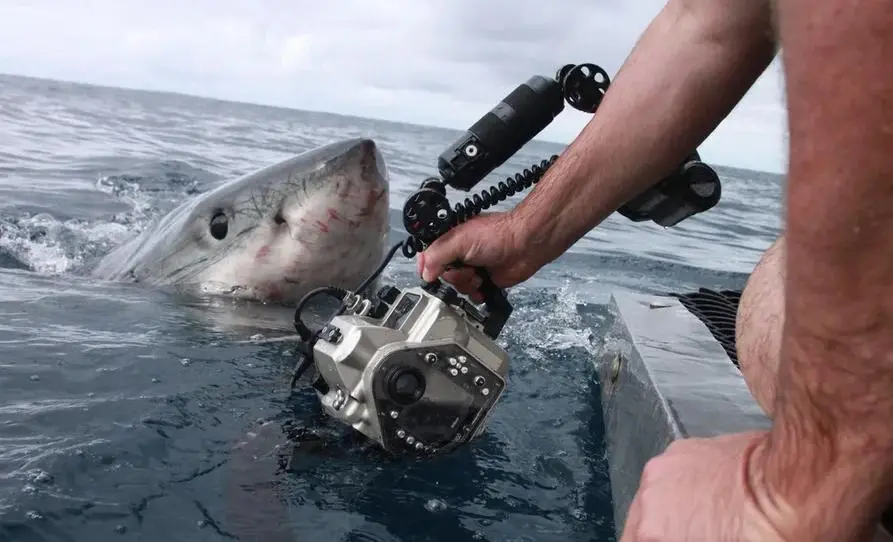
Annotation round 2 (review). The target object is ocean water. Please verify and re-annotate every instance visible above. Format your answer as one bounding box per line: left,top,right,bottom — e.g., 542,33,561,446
0,73,784,542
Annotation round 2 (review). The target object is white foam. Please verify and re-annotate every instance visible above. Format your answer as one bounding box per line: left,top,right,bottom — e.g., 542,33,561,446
507,280,598,357
0,174,163,274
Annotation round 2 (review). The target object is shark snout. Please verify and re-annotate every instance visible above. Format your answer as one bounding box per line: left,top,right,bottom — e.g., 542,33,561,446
273,138,389,239
323,137,389,221
343,137,388,188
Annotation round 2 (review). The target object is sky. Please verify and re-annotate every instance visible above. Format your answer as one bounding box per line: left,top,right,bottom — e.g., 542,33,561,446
0,0,788,173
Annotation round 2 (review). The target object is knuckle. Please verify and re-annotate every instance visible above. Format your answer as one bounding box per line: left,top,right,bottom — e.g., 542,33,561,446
640,455,665,484
462,239,481,261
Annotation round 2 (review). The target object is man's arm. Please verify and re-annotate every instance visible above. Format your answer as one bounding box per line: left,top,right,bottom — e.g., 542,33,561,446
510,0,776,265
752,0,893,539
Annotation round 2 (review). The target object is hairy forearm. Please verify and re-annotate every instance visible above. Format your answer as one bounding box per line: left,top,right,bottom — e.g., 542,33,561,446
753,0,893,538
511,0,775,263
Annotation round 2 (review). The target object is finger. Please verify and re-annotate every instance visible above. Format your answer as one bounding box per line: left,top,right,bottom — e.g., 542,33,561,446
442,267,477,287
417,252,425,277
420,227,473,282
441,268,483,295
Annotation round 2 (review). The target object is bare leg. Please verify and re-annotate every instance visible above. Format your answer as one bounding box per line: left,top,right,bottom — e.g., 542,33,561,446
736,236,786,416
736,235,893,540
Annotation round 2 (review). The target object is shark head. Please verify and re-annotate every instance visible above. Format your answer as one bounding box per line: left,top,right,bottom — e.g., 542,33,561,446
95,138,391,304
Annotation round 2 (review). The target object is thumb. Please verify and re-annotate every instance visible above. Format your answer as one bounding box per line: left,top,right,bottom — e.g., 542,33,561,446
419,226,472,282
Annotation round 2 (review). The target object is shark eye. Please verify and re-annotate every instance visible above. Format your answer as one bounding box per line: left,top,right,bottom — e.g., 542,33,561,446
209,212,228,240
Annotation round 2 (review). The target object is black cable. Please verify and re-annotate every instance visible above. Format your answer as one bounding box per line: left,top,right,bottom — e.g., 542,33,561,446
292,240,409,342
452,156,557,222
289,239,412,388
357,240,407,294
289,286,348,388
292,286,350,340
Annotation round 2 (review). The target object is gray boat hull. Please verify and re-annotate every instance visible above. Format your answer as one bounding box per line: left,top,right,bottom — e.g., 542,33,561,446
595,290,771,538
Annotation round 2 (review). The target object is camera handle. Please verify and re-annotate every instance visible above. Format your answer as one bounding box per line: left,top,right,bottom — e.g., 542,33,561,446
403,174,551,340
419,264,511,339
473,267,512,338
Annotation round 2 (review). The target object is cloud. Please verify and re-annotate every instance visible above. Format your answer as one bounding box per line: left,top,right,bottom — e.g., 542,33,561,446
0,0,787,173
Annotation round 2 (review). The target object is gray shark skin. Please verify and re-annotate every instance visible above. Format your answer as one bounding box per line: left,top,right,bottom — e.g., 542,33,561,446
91,138,390,305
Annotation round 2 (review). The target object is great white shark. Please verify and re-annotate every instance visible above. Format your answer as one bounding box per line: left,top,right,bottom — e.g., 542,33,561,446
91,137,390,306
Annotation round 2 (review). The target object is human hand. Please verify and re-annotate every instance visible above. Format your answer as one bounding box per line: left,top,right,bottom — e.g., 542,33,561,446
620,431,788,542
416,211,545,302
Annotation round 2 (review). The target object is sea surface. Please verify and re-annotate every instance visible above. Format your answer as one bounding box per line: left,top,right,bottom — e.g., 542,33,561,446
0,73,784,542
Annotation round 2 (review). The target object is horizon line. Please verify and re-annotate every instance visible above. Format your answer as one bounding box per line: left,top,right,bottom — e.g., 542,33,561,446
0,70,778,178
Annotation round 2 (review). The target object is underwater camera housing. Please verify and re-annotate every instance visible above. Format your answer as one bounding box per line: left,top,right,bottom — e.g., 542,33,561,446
306,281,510,455
290,63,723,456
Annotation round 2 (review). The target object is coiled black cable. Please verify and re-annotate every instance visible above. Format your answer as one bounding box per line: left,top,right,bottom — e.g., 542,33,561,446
452,155,558,223
400,235,425,258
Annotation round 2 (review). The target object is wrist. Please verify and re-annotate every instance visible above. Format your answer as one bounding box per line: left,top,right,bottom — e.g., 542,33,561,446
507,203,575,268
748,411,893,540
508,166,607,266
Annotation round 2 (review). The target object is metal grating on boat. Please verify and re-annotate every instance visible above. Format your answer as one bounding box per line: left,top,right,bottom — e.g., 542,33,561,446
671,288,742,368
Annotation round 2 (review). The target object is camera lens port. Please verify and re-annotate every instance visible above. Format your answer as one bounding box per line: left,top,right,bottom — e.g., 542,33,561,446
386,367,426,406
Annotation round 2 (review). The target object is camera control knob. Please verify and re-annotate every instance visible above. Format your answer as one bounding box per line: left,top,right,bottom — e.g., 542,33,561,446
376,285,401,304
433,283,459,305
368,299,390,319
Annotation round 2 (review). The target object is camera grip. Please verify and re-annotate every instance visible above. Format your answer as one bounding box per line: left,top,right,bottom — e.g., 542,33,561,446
474,267,513,339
